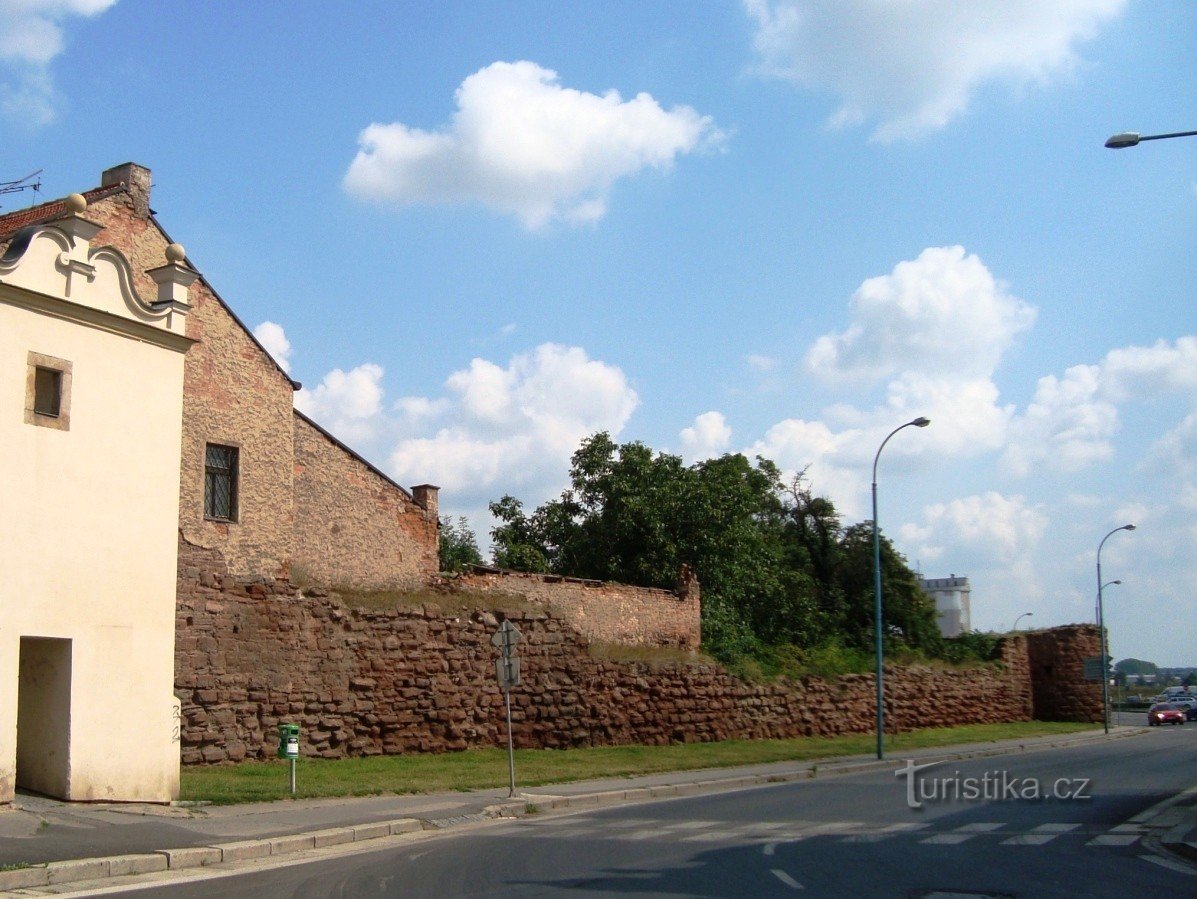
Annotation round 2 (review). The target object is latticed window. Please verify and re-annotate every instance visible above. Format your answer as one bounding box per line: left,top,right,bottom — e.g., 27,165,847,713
204,444,238,521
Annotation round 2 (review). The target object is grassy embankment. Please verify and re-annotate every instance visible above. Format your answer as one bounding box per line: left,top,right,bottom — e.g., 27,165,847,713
181,721,1096,805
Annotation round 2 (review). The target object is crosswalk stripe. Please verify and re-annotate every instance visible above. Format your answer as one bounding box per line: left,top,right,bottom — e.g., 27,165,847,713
921,833,974,844
526,816,1150,850
1001,833,1058,845
1087,834,1140,846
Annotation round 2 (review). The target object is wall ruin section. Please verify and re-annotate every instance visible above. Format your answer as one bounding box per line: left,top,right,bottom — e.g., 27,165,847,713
292,412,438,589
174,541,1104,766
1026,624,1104,722
453,566,701,651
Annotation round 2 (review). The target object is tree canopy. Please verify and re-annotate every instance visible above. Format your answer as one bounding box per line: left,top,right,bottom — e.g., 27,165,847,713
438,516,483,573
490,433,951,672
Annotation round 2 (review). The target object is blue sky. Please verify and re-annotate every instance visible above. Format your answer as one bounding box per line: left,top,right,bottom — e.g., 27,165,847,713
3,1,1194,665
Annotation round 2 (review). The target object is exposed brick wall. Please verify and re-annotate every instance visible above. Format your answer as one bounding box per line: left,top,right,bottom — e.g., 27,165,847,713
76,179,297,579
292,412,438,589
67,168,440,585
454,566,701,650
1026,625,1104,723
177,280,296,578
176,541,1048,764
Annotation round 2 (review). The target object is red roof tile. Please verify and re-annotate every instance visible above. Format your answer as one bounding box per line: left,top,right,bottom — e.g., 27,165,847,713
0,184,124,240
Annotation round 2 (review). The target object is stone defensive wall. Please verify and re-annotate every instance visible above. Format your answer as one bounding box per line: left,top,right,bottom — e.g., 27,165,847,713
176,537,1099,765
451,564,701,651
1025,624,1104,722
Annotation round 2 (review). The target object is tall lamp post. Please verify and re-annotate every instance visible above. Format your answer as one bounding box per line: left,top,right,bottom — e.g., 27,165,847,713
1097,525,1135,734
872,416,930,760
1105,129,1197,149
1013,612,1033,631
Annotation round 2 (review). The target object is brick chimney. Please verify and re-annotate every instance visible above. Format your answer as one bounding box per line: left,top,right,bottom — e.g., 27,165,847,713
101,163,152,218
411,484,440,521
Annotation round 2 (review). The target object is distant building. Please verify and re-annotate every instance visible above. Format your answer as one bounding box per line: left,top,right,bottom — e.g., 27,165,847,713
920,574,971,638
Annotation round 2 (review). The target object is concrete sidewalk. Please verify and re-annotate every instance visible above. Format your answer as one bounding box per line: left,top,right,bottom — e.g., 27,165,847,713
0,727,1164,892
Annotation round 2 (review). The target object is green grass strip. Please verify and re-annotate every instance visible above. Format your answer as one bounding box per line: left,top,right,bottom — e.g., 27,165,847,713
180,721,1095,805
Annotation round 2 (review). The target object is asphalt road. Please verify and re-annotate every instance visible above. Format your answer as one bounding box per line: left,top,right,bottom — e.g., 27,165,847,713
131,723,1197,898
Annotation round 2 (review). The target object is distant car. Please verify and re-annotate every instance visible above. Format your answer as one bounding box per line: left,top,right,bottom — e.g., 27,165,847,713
1148,703,1186,726
1186,705,1197,722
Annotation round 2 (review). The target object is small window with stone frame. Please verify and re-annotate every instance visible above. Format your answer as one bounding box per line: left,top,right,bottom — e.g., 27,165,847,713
204,443,239,521
24,352,72,431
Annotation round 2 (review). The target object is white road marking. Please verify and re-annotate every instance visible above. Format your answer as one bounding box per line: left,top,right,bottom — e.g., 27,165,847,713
771,868,805,890
957,822,1004,832
1034,823,1081,833
1001,833,1057,845
839,822,928,844
1087,834,1140,846
921,833,974,844
1142,854,1197,876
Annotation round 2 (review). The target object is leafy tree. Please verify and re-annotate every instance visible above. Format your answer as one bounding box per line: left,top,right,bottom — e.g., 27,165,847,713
489,432,950,671
487,497,551,572
1114,658,1159,676
438,516,483,573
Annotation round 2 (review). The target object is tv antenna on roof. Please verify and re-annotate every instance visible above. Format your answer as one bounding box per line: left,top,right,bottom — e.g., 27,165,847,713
0,170,43,209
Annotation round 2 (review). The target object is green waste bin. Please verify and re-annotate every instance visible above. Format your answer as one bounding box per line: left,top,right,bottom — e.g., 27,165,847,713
277,723,300,759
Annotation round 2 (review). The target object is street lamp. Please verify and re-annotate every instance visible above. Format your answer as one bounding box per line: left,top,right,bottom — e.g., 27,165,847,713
872,416,930,760
1105,129,1197,149
1097,525,1135,734
1013,612,1033,631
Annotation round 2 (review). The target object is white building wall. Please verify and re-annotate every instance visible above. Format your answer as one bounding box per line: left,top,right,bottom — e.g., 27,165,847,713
0,209,191,802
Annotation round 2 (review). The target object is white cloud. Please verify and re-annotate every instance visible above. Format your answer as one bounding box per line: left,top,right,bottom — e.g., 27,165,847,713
295,363,386,446
902,492,1049,564
745,417,868,517
343,60,724,229
1146,411,1197,481
0,0,117,126
388,344,639,501
252,321,292,374
806,246,1036,384
744,0,1125,141
680,411,732,462
758,246,1030,512
746,354,778,372
1002,337,1197,477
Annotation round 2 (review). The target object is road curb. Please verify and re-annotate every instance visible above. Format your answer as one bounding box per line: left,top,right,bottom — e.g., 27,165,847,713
0,727,1145,893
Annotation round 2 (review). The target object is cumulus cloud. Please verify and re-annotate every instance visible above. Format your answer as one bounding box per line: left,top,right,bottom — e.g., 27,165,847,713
343,60,724,229
806,246,1036,383
680,411,732,462
744,0,1125,141
902,492,1049,564
252,321,292,373
1002,337,1197,477
0,0,117,126
388,344,639,501
295,363,386,446
1147,411,1197,481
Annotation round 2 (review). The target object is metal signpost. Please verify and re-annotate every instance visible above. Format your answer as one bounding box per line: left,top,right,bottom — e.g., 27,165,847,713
491,619,522,797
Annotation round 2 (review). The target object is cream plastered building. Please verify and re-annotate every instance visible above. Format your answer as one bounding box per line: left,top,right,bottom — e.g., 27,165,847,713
0,195,194,803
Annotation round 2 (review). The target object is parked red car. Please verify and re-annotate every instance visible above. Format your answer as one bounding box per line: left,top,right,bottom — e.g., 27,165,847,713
1148,703,1186,726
